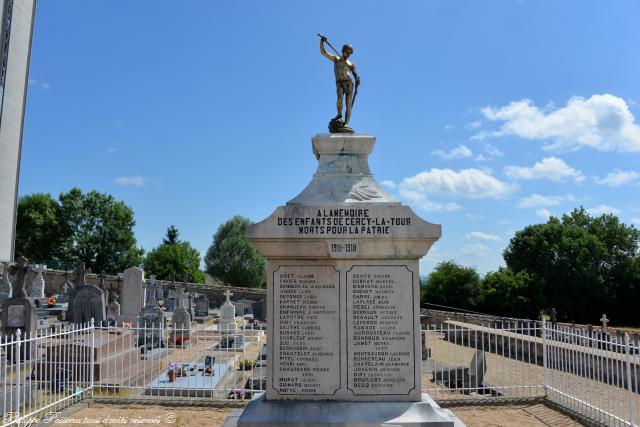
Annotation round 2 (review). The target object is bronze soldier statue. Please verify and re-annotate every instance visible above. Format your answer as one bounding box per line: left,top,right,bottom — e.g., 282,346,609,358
318,34,360,133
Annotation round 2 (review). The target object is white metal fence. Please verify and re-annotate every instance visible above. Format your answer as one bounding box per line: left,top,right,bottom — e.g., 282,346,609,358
423,319,640,426
1,322,94,427
1,319,639,426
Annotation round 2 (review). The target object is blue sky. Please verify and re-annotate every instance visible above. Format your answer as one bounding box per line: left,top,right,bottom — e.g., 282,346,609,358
22,0,640,275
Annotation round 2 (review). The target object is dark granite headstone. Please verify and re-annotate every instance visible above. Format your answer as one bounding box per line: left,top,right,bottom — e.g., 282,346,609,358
71,263,106,325
194,294,209,317
138,278,164,348
251,299,267,322
233,299,255,316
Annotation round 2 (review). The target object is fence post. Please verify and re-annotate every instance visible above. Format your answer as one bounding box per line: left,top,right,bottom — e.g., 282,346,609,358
542,319,548,397
90,318,95,397
15,329,22,425
624,333,635,427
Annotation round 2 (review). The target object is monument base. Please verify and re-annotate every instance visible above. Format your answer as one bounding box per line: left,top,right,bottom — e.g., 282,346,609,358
224,393,465,427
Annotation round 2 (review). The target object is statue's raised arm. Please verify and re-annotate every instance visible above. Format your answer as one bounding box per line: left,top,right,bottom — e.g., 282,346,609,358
319,35,337,62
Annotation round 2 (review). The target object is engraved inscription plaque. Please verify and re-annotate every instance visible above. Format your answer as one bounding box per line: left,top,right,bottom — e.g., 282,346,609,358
346,265,416,395
7,305,26,327
272,265,341,396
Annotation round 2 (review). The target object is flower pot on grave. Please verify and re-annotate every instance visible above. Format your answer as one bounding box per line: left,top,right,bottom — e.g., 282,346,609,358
175,336,189,346
168,371,176,382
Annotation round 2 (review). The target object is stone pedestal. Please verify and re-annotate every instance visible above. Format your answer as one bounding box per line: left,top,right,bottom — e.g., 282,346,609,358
238,134,456,426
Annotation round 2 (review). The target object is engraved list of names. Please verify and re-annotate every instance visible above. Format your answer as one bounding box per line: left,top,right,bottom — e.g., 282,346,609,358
272,265,341,396
347,265,415,395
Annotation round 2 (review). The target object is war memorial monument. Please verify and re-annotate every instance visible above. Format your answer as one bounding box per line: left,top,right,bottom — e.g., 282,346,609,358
230,35,464,426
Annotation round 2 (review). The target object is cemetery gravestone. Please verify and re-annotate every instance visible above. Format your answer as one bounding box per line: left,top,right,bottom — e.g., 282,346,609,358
218,289,237,332
107,293,121,318
58,279,73,304
1,256,37,360
251,299,267,322
99,271,110,303
170,285,191,345
233,299,255,316
152,275,164,301
71,263,106,325
31,264,46,298
194,293,210,317
139,279,165,350
0,262,12,303
600,314,609,334
187,292,195,320
121,266,145,318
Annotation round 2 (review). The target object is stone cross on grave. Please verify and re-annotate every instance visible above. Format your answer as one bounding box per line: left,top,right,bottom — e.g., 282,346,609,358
600,314,609,333
224,289,233,303
99,271,107,290
9,256,29,298
145,275,158,307
1,262,12,297
32,264,46,298
74,263,88,287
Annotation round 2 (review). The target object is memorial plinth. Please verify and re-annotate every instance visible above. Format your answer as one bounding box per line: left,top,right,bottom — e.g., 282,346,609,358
247,133,440,403
235,133,462,426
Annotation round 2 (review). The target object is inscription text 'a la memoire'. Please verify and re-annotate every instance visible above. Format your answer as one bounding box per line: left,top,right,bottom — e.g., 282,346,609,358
277,208,411,236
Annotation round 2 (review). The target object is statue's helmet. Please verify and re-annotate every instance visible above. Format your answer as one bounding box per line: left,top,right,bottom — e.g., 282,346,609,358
342,44,353,54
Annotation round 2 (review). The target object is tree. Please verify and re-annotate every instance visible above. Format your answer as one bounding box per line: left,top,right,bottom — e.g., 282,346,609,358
503,207,640,323
422,261,483,310
204,215,266,288
144,226,205,283
15,193,67,260
481,268,540,319
163,225,180,245
58,188,144,274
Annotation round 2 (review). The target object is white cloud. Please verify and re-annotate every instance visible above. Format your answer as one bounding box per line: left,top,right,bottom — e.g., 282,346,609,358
466,121,482,129
380,180,396,190
631,218,640,225
444,124,455,131
465,231,501,242
410,198,462,213
106,142,119,153
474,144,504,162
594,169,640,187
431,144,473,160
28,78,50,90
587,205,621,216
460,243,492,257
504,157,585,182
400,168,516,200
517,194,576,209
114,176,146,187
385,177,461,212
477,94,640,152
536,209,553,220
484,144,504,157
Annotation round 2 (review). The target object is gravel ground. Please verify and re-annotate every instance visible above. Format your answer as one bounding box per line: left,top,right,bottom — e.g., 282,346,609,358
450,403,584,426
48,403,231,426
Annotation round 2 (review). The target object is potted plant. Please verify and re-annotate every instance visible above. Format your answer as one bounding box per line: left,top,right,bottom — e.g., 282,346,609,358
175,335,189,346
167,362,179,382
